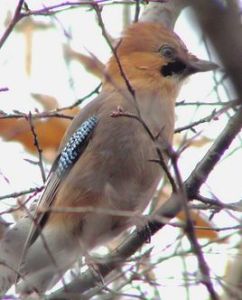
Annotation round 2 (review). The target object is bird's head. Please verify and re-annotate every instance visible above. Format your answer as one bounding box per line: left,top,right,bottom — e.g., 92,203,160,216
105,22,217,89
118,22,217,78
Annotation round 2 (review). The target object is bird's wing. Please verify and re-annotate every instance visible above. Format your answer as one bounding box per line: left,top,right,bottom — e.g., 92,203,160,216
25,115,98,247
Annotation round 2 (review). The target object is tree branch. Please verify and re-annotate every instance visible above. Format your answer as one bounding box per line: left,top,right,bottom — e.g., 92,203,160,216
0,0,25,49
190,0,242,102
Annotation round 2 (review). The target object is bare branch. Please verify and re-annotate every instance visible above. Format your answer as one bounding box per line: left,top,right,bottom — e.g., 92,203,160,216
0,87,9,92
0,0,25,49
168,149,218,300
140,0,189,29
94,5,136,101
111,109,178,192
0,187,43,201
185,105,242,198
175,104,233,133
27,113,46,183
176,99,239,107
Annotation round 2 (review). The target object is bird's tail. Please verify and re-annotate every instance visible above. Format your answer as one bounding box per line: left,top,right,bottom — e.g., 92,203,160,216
0,218,80,296
16,223,80,295
0,217,31,296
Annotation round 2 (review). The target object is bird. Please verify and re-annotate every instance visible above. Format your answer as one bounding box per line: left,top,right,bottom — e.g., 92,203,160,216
0,21,217,296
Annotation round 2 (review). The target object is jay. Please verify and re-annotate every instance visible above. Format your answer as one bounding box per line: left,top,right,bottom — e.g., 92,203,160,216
0,22,217,295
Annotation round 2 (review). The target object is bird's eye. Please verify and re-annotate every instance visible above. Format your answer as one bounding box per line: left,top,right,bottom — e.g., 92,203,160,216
160,45,175,59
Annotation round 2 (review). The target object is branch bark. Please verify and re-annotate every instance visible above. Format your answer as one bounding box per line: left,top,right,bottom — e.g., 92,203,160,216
140,0,189,29
190,0,242,102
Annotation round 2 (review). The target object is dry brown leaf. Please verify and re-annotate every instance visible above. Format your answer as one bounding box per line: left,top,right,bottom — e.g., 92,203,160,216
177,210,218,240
11,196,28,221
174,133,212,148
31,93,59,110
137,250,156,282
15,18,52,76
188,136,212,148
63,45,105,79
155,188,218,240
0,118,66,160
0,94,79,161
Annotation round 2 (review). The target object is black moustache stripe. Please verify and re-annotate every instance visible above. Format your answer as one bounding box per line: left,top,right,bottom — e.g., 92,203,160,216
161,60,186,77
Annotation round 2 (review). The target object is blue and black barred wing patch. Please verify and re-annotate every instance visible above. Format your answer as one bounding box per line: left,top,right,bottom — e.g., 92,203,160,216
26,115,98,246
55,115,98,177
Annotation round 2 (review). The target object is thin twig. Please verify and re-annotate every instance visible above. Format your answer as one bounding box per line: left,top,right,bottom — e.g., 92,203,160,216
20,0,151,18
175,104,233,133
0,111,73,120
94,5,138,108
57,83,101,111
0,187,43,201
168,148,219,300
176,99,239,107
134,0,141,22
0,0,141,50
28,113,46,183
0,84,101,121
0,0,25,49
194,194,242,213
17,203,67,289
0,87,9,92
111,110,177,192
185,105,242,197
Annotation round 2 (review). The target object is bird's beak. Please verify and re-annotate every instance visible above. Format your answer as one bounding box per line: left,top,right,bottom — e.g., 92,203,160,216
184,53,218,75
160,52,218,78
